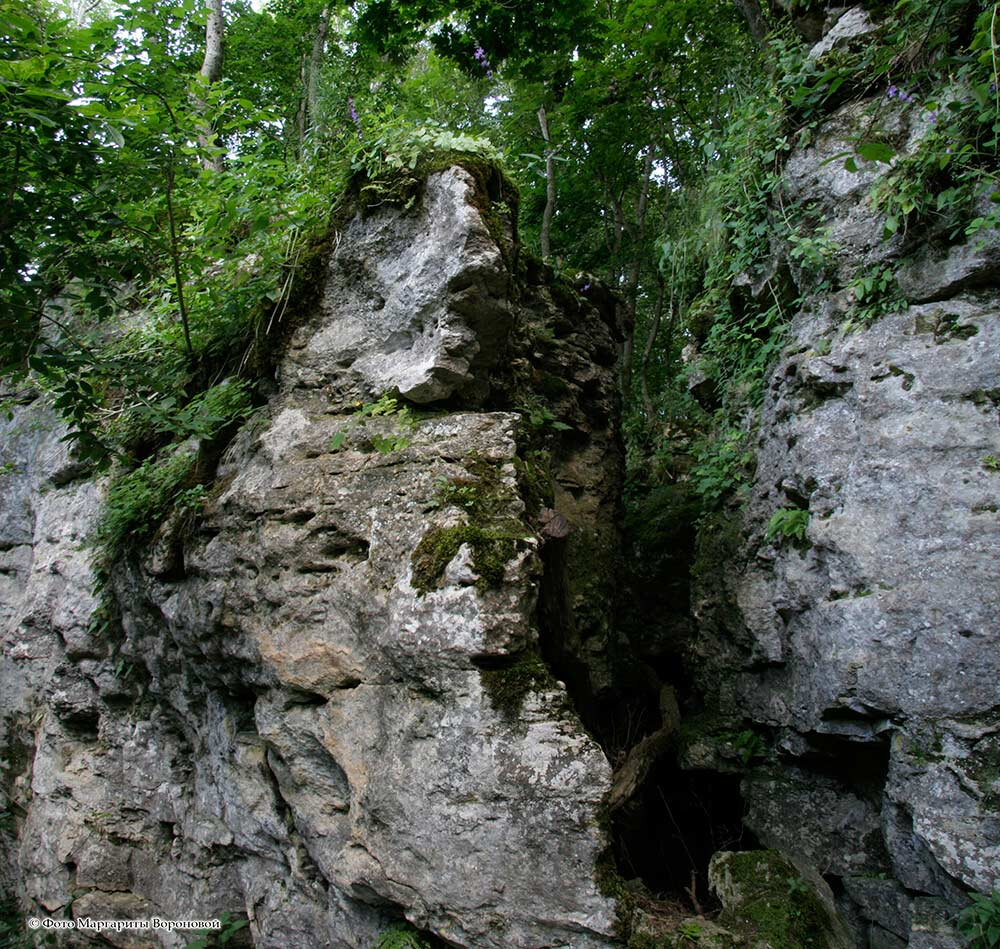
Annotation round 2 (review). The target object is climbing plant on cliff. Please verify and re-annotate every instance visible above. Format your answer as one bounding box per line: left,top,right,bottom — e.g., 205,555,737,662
634,0,1000,510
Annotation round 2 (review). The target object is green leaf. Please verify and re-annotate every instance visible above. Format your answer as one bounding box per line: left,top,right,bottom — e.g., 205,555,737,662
857,141,896,164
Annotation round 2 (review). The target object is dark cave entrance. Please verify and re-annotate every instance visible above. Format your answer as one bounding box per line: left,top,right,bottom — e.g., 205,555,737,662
610,758,759,909
528,458,763,913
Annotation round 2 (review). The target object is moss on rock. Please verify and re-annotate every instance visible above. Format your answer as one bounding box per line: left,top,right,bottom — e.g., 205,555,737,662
479,649,556,719
712,850,844,949
594,850,636,941
410,524,522,594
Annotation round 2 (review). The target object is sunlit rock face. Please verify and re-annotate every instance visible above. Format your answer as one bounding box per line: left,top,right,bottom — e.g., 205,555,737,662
0,166,626,948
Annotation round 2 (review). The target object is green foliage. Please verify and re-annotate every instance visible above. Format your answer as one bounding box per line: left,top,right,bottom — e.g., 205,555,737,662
772,26,862,124
129,380,254,444
95,445,199,564
351,116,499,180
847,266,908,326
958,892,1000,949
185,912,250,949
635,0,998,524
853,2,1000,241
783,209,837,287
371,921,436,949
329,394,422,454
370,433,411,454
641,57,801,503
983,454,1000,472
678,920,703,942
518,396,572,434
90,378,250,578
0,0,342,469
765,507,810,544
730,728,768,764
690,424,755,509
356,394,415,423
0,897,36,949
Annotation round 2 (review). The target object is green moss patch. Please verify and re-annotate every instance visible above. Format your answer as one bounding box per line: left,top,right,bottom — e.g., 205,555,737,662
433,453,514,520
595,850,637,941
479,649,556,719
716,851,836,949
414,452,534,595
411,524,522,594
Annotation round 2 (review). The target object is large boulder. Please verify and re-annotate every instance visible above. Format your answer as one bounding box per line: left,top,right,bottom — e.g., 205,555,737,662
0,165,626,948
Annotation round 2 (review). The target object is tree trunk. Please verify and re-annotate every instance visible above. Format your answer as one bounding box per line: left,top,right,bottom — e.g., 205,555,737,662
733,0,770,46
620,148,655,393
164,162,194,361
639,273,666,419
196,0,225,172
305,5,331,134
295,55,308,157
200,0,224,84
600,178,625,285
537,105,556,262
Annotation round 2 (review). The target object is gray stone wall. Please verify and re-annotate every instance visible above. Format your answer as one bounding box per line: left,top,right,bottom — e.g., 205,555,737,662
686,48,1000,947
0,166,625,948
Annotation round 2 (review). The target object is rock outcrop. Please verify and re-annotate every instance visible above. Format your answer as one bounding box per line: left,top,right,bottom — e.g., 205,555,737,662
0,164,626,948
683,19,1000,947
4,32,999,944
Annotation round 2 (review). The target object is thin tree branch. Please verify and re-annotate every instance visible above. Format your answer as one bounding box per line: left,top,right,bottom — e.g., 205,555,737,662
164,162,194,362
537,104,556,261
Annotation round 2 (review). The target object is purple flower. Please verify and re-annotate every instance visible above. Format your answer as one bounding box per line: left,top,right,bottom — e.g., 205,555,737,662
582,282,591,292
887,85,917,105
473,44,493,78
347,97,362,138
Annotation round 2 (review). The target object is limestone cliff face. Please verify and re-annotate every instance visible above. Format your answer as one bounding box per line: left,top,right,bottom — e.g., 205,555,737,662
683,13,1000,947
0,166,624,948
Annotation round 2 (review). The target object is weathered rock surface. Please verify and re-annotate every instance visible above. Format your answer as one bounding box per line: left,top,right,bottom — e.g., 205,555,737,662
0,166,625,947
686,53,1000,947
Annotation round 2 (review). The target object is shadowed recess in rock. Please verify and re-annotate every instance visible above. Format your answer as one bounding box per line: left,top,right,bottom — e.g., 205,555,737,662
610,760,759,910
